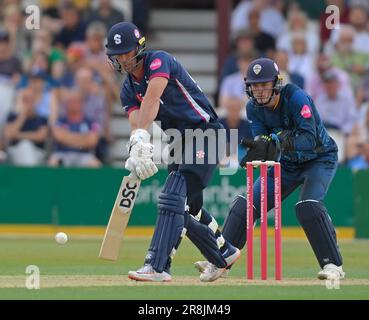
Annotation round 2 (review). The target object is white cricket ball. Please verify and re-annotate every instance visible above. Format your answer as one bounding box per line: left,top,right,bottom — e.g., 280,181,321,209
55,232,68,245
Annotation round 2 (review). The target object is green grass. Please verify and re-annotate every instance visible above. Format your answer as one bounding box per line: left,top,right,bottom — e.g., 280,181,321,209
0,237,368,299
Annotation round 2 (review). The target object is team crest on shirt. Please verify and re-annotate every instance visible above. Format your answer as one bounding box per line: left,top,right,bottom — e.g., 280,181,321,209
253,64,262,75
196,150,206,159
300,105,312,118
150,58,162,70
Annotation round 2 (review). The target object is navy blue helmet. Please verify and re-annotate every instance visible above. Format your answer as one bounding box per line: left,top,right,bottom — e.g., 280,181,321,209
106,22,146,73
244,58,283,106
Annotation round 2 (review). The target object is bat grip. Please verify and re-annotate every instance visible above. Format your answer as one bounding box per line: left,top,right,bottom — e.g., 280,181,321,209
128,171,139,179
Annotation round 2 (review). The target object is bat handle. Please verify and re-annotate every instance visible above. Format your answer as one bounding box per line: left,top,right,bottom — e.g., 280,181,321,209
128,171,139,179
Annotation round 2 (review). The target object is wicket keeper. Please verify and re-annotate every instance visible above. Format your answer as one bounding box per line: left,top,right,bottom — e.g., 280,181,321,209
196,58,345,281
105,22,240,282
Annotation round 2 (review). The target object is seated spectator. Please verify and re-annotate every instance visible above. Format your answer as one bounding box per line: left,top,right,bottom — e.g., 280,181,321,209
3,3,29,55
49,90,101,167
231,0,285,39
277,7,320,55
274,50,304,89
306,52,352,101
219,97,253,168
0,28,21,134
87,0,125,30
315,70,357,135
346,103,369,170
287,31,315,83
3,88,48,166
348,4,369,54
75,67,112,163
219,51,255,106
25,68,59,124
21,52,57,89
25,29,65,82
247,7,276,58
54,3,87,49
83,22,119,103
220,29,258,85
329,25,369,90
59,43,86,88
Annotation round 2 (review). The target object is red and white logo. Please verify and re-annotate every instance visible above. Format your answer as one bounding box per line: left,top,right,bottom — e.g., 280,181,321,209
150,58,162,70
300,105,312,118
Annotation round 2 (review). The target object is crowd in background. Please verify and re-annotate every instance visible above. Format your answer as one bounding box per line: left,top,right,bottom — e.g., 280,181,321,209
0,0,148,167
218,0,369,170
0,0,368,171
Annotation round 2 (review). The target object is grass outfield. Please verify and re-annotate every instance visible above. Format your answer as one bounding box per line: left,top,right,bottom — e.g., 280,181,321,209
0,236,368,299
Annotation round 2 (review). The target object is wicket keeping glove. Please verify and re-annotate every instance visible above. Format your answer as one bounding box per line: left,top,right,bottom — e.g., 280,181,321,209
239,134,281,167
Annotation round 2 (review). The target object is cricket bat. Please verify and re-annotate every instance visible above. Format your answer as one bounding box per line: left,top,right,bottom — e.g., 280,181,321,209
99,173,141,261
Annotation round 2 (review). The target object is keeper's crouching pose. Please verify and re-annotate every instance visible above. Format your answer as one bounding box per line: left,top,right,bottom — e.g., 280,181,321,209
195,58,345,280
106,22,240,282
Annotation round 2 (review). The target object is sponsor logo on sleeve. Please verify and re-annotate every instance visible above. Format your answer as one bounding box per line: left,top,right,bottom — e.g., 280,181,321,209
150,58,162,71
300,105,312,118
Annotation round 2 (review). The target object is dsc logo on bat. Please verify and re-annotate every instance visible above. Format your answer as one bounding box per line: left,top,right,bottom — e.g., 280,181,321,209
119,181,138,210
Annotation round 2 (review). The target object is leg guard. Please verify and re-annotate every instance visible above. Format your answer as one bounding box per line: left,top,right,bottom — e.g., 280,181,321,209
295,200,343,268
222,195,257,249
150,172,187,273
186,215,227,268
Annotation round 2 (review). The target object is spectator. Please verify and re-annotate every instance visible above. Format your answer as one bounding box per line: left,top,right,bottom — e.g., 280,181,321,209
59,43,86,88
219,97,253,168
3,3,29,56
277,8,320,55
54,3,87,49
219,51,255,106
0,28,21,135
49,90,101,167
315,70,357,135
3,87,48,166
348,5,369,54
231,0,284,39
274,50,304,89
220,29,258,84
287,31,315,83
26,68,59,124
87,0,125,30
247,7,276,57
83,22,119,103
74,67,112,163
320,0,350,44
330,25,369,91
0,28,21,84
306,52,352,101
25,29,65,82
346,103,369,170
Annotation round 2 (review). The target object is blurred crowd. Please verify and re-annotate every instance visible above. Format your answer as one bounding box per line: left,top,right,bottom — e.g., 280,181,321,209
0,0,149,167
1,0,369,171
218,0,369,170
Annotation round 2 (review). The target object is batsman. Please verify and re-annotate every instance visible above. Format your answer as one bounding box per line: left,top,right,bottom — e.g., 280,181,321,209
105,22,240,282
196,58,345,281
